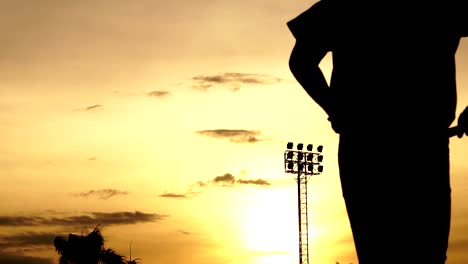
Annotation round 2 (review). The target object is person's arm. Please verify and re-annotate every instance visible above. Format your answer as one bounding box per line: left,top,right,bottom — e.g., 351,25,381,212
457,106,468,138
287,0,340,132
289,40,333,117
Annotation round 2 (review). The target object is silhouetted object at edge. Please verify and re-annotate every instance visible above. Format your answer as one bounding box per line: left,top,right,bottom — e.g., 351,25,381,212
287,1,468,264
54,226,141,264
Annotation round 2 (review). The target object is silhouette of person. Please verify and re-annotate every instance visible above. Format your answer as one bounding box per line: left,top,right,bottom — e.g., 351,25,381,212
287,1,468,263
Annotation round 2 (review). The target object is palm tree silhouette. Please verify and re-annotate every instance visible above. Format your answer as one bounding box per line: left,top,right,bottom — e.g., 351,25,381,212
54,225,127,264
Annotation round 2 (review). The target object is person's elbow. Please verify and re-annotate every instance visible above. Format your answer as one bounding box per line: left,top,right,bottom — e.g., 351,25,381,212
289,41,324,76
288,44,304,75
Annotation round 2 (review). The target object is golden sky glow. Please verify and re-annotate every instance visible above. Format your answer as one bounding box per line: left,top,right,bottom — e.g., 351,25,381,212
1,1,468,264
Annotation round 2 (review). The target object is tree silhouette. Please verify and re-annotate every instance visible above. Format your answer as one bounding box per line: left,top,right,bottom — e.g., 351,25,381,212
54,225,139,264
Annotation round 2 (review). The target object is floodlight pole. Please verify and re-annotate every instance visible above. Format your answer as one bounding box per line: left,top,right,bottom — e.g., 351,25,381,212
284,143,324,264
297,167,309,264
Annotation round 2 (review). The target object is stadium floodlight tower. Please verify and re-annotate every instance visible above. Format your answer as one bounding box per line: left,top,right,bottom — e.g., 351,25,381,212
284,142,324,264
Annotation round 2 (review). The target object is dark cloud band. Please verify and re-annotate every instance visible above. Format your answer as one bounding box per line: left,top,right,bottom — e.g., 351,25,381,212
0,253,53,264
191,72,282,91
237,179,271,186
73,189,129,200
159,193,188,199
0,232,56,248
159,173,271,199
147,90,170,97
213,173,271,186
85,104,102,111
0,211,166,227
195,129,262,143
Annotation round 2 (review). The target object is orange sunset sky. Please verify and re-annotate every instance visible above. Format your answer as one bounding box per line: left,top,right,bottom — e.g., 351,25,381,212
1,1,468,264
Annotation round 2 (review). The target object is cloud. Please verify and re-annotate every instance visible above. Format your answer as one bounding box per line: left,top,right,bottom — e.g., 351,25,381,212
192,181,208,188
147,90,170,97
191,72,282,91
237,179,271,186
195,129,263,143
158,190,203,199
50,211,165,226
200,173,271,188
178,230,191,235
85,104,102,111
0,211,166,227
159,193,188,199
213,173,236,184
0,232,56,248
0,216,43,226
160,173,271,199
0,253,53,264
73,189,129,200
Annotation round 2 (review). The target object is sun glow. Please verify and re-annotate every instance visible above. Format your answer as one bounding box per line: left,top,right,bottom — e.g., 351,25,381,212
232,172,355,264
236,186,327,264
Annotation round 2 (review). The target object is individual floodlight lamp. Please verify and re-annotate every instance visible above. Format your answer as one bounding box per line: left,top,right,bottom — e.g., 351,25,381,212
297,143,304,150
318,155,324,162
317,145,323,153
298,164,304,171
287,142,294,150
318,166,324,173
298,152,304,160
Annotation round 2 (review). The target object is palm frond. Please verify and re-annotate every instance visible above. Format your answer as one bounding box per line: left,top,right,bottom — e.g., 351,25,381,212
87,225,105,253
100,248,126,264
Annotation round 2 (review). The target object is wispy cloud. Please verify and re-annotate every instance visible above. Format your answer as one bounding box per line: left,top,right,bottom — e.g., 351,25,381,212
0,216,42,226
178,230,191,235
191,72,282,91
195,129,263,143
0,253,53,264
0,232,56,248
158,190,203,200
0,211,166,227
211,173,271,187
85,104,103,111
192,181,208,188
73,189,129,200
159,172,271,199
197,172,271,189
237,179,271,186
213,173,236,184
147,90,170,98
159,193,188,199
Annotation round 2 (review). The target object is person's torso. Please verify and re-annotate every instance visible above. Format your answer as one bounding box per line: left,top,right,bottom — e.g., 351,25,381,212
327,2,460,133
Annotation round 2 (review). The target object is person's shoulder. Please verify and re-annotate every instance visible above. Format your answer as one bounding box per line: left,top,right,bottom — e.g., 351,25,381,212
299,0,338,13
286,0,341,40
290,0,337,23
311,0,338,11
